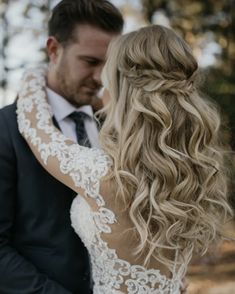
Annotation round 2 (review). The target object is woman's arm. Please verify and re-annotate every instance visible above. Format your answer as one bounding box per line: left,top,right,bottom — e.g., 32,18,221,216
17,67,111,203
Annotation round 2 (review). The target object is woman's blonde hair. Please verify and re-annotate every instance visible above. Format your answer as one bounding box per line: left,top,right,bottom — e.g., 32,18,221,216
100,25,233,273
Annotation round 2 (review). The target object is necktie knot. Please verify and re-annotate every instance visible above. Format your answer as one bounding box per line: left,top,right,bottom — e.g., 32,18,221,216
69,111,89,122
68,111,91,147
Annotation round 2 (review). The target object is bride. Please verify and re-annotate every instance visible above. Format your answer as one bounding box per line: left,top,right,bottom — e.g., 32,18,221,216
17,25,233,293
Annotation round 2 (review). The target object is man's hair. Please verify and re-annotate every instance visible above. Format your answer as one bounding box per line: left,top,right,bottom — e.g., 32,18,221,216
48,0,124,44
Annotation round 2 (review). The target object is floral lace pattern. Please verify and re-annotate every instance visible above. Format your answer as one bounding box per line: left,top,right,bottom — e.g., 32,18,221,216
17,67,181,293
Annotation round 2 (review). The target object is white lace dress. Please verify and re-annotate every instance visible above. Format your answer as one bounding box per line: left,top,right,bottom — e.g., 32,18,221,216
17,67,183,294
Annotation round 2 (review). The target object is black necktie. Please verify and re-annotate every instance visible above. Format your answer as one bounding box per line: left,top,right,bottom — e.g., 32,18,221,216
69,111,91,147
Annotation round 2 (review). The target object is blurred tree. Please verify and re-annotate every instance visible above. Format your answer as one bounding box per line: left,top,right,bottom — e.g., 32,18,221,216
0,0,9,101
0,0,50,104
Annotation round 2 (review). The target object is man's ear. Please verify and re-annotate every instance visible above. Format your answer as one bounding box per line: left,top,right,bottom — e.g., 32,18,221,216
46,37,62,63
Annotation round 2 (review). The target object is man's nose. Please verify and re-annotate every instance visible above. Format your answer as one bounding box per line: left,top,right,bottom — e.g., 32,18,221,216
93,65,103,86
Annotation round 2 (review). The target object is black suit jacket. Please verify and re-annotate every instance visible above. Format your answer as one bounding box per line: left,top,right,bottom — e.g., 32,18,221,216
0,102,91,293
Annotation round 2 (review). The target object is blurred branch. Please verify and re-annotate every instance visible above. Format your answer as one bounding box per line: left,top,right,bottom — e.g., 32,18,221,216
0,1,9,98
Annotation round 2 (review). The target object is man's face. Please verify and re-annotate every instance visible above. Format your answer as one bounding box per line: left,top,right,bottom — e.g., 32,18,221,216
47,24,119,107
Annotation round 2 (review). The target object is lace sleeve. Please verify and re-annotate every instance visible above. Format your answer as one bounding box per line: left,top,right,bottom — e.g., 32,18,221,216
17,67,112,202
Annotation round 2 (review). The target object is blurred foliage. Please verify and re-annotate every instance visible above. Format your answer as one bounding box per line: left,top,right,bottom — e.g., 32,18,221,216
0,0,50,104
142,0,235,151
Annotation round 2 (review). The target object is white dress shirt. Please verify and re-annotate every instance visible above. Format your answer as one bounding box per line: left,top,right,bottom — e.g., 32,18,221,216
46,87,100,148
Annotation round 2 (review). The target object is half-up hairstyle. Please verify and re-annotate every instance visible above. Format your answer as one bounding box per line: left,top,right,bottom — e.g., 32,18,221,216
100,25,233,274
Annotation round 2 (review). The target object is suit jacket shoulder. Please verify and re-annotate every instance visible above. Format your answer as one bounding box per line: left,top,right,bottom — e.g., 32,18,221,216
0,102,91,293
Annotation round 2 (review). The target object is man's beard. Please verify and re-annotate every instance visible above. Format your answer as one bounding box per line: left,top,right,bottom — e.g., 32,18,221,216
55,67,101,107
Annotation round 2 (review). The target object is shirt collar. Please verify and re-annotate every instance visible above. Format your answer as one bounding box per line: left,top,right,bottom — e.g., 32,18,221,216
46,87,94,122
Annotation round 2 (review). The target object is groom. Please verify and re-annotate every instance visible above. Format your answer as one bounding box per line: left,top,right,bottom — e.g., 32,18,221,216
0,0,123,293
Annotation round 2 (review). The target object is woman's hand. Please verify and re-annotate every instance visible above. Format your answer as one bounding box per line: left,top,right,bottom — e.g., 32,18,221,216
91,96,104,112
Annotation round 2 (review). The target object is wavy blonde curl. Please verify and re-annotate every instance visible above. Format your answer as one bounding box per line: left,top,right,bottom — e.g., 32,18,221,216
99,25,233,274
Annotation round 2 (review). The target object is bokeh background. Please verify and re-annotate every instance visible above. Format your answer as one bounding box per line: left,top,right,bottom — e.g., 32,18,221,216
1,1,235,293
